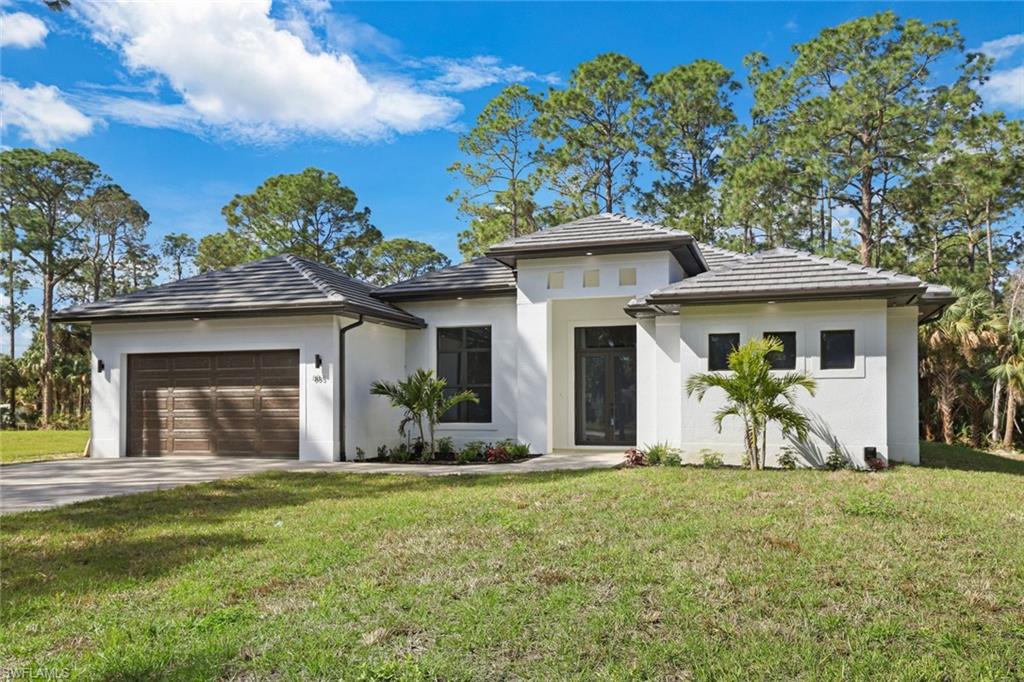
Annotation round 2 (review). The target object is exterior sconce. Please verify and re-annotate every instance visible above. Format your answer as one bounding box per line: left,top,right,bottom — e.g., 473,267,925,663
97,359,105,372
315,354,322,369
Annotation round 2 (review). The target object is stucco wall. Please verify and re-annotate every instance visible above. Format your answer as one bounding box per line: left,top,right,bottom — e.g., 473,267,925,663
399,297,518,448
675,299,891,467
342,316,408,459
886,306,920,464
90,315,341,461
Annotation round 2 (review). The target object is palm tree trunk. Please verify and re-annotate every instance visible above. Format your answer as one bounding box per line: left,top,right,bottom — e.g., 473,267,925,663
991,379,1003,444
1004,392,1017,450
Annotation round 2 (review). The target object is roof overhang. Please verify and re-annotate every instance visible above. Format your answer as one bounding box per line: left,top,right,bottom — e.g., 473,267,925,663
372,285,517,303
53,303,426,329
487,237,708,277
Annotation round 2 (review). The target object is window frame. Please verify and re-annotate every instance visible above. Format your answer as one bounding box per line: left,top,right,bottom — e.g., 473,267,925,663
708,332,741,371
820,329,856,370
436,325,492,423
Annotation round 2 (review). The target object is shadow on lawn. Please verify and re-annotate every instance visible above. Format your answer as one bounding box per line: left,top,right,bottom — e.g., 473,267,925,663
919,442,1024,475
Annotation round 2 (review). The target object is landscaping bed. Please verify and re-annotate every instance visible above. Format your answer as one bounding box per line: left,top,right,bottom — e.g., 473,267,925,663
362,438,537,465
357,453,543,466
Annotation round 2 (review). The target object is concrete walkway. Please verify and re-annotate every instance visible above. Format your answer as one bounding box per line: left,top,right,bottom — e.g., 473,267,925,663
0,450,623,514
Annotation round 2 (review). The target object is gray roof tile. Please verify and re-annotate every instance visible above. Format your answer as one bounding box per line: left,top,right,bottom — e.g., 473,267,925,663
644,248,929,303
373,257,516,301
53,254,424,327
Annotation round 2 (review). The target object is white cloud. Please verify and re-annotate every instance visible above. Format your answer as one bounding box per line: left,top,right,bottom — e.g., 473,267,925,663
982,65,1024,110
1,11,48,49
977,33,1024,61
71,0,461,143
423,56,560,93
1,78,95,146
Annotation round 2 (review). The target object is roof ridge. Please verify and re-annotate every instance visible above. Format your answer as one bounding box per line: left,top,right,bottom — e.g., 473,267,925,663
282,254,347,301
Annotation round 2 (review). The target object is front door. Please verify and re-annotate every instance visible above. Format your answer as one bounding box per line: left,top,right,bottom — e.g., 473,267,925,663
574,326,637,446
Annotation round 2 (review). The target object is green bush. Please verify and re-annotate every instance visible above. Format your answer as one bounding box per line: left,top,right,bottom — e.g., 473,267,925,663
643,442,681,466
700,449,724,468
663,449,682,467
388,443,412,463
436,436,456,457
777,446,798,470
500,439,531,458
457,441,488,463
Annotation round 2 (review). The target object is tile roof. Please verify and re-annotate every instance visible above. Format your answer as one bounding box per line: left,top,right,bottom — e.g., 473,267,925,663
698,244,752,270
643,247,932,304
53,254,424,327
486,213,703,272
373,257,516,301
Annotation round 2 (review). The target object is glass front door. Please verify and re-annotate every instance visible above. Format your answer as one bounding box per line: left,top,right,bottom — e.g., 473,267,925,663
574,326,637,446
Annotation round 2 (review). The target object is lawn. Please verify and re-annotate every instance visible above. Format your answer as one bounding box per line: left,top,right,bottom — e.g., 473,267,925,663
2,444,1022,680
0,429,89,465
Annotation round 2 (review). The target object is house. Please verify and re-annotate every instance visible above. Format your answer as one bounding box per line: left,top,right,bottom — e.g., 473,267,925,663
54,214,954,467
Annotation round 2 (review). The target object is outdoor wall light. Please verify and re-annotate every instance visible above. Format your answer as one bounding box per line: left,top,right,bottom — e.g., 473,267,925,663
315,354,322,369
97,359,105,373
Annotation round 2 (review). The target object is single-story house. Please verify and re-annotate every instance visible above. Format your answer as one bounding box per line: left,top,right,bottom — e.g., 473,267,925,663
54,213,954,466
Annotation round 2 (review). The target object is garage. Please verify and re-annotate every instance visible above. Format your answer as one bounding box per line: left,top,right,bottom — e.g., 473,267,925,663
128,350,300,457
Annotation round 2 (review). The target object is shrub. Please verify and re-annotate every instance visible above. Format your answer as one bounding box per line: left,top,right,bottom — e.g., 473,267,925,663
500,440,531,459
866,456,888,471
825,447,852,471
644,442,681,466
777,446,798,470
457,441,488,463
376,444,388,460
411,439,428,462
700,449,724,468
623,447,647,467
388,443,412,463
663,449,682,467
436,436,456,457
355,447,365,462
485,444,511,463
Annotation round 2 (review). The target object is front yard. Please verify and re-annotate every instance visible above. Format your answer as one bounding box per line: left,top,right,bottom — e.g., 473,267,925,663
0,429,89,465
2,443,1022,680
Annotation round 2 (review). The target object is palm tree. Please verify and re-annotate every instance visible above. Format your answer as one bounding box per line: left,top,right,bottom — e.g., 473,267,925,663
920,290,1004,445
370,369,478,459
686,337,816,470
989,321,1024,450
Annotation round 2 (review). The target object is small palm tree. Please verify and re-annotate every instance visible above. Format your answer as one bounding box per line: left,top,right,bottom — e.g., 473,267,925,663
989,321,1024,450
370,369,478,459
686,337,816,470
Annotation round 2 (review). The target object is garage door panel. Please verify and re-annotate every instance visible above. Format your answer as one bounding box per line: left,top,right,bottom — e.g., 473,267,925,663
128,350,299,457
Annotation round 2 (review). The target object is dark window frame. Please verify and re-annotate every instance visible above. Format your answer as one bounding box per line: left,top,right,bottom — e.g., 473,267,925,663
763,331,797,370
437,326,492,423
820,329,856,370
708,333,741,371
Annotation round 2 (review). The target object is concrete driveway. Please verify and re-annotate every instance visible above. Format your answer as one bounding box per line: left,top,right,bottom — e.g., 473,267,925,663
0,451,623,514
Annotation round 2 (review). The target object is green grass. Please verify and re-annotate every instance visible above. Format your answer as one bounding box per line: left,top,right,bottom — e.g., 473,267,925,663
2,443,1023,680
0,430,89,465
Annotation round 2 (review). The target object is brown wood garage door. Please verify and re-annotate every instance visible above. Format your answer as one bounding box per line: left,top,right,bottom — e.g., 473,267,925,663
128,350,299,457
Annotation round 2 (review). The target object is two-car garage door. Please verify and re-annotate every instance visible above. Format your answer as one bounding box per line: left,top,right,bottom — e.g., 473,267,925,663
127,350,300,457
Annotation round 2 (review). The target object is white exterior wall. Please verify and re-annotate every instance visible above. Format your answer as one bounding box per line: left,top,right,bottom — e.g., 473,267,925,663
886,306,920,464
676,299,890,468
90,315,343,462
343,317,408,459
399,297,518,448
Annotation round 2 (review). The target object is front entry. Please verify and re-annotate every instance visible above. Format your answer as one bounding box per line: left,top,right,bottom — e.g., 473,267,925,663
574,326,637,446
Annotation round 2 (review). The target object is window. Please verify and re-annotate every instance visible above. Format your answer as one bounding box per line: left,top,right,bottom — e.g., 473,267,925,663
618,267,637,286
437,327,491,422
820,330,855,369
763,331,796,370
708,333,740,371
547,271,564,289
583,269,600,288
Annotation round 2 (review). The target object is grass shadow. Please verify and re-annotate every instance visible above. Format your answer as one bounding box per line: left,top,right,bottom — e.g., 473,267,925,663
919,441,1024,475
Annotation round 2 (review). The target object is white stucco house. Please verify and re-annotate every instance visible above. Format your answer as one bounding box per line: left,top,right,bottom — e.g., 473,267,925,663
55,214,954,467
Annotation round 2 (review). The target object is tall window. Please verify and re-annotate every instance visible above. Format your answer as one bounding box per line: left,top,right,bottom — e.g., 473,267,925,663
708,333,740,371
437,327,492,422
820,330,855,369
763,331,797,370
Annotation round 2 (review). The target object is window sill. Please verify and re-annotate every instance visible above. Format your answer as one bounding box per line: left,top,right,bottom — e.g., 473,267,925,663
437,423,498,432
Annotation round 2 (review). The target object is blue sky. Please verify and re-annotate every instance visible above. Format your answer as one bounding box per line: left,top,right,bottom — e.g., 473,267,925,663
2,1,1022,272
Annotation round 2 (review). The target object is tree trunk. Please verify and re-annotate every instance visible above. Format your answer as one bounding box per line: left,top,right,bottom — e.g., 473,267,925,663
985,199,995,297
991,379,1003,445
1003,392,1017,450
603,159,613,213
41,275,54,427
936,376,956,446
858,170,873,267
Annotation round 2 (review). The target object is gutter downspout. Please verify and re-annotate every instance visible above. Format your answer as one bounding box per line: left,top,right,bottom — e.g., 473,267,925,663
338,315,364,461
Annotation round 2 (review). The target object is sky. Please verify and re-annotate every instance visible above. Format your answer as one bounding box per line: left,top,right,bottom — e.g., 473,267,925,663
1,0,1022,353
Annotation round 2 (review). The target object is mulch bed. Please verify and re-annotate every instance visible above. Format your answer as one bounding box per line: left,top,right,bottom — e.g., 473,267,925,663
355,454,543,466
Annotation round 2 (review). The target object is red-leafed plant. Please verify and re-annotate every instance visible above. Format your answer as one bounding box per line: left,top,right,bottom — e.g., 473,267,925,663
624,447,647,467
485,445,511,463
866,456,888,471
